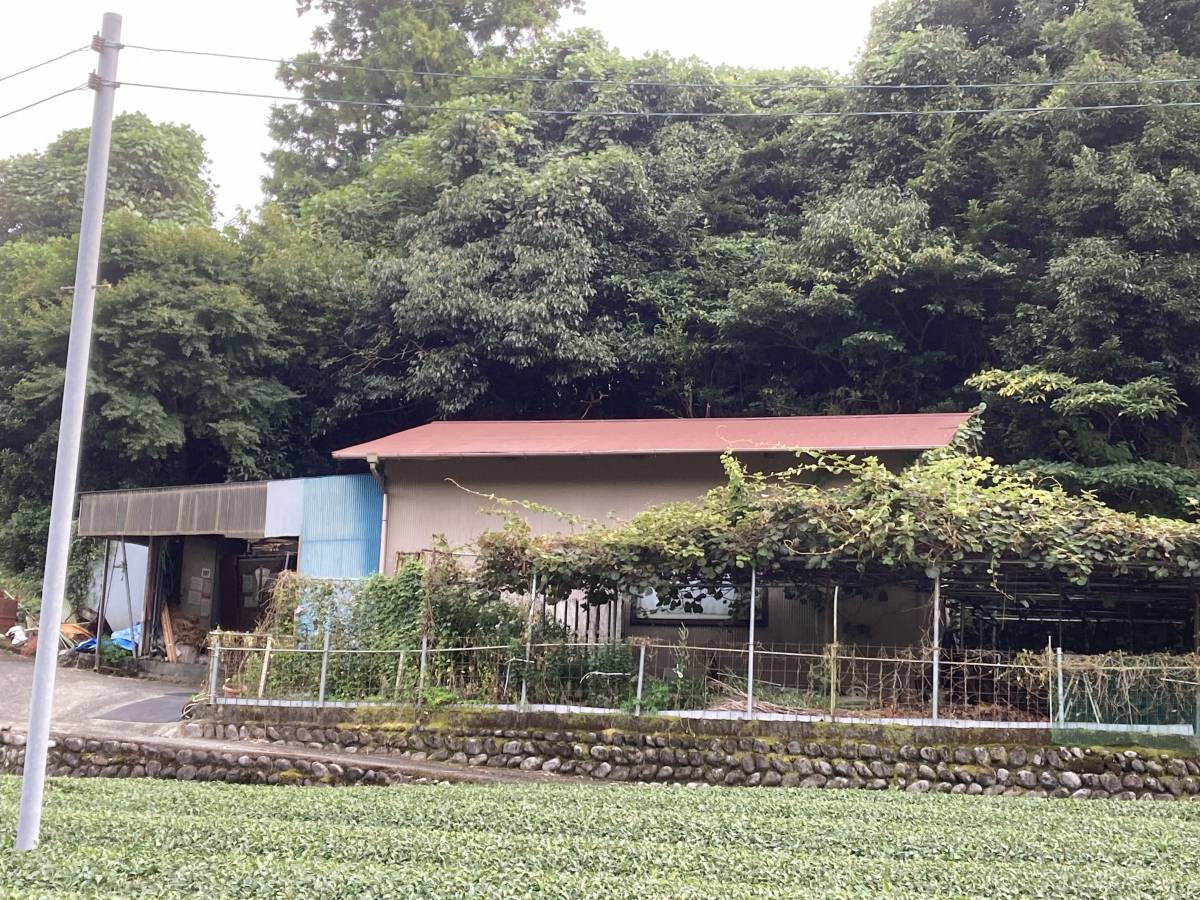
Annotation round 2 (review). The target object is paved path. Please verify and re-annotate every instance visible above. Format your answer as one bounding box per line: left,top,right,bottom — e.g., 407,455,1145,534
0,653,192,735
0,653,577,786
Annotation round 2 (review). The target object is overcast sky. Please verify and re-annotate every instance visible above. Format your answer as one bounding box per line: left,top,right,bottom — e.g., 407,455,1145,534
1,1,878,221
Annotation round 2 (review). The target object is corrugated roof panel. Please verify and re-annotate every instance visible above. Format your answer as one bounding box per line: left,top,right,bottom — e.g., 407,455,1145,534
298,475,382,579
79,493,127,537
332,413,973,460
76,482,267,539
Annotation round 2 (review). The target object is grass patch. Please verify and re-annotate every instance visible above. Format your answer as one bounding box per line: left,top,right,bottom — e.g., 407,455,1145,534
1,776,1198,897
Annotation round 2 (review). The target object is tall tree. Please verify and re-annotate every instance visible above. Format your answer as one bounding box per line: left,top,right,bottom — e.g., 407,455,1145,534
0,212,293,574
266,0,581,204
0,113,214,243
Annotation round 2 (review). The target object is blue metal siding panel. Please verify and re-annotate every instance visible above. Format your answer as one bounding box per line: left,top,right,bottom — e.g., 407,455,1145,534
298,475,383,578
264,479,304,537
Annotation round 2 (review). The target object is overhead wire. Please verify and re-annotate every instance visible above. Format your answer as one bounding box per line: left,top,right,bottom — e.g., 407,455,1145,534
107,80,1200,119
118,42,1200,93
0,46,89,85
0,84,90,122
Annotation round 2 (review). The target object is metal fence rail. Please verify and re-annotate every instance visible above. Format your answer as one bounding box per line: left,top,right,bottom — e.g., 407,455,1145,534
207,632,1200,734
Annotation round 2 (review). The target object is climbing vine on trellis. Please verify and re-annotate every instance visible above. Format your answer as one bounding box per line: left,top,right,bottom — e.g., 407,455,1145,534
474,449,1200,607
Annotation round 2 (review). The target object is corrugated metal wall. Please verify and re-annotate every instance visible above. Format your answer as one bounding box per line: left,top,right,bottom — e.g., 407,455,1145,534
298,474,383,578
264,479,304,537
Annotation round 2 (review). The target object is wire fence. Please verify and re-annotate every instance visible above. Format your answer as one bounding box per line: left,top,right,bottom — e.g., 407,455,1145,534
207,632,1200,733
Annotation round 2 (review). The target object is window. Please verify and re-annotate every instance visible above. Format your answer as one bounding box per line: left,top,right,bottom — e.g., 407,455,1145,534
630,582,766,626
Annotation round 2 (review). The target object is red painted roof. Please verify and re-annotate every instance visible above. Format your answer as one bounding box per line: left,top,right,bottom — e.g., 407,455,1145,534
332,413,973,459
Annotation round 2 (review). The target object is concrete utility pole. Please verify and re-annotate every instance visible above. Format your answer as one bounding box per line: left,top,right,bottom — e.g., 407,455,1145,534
16,13,122,852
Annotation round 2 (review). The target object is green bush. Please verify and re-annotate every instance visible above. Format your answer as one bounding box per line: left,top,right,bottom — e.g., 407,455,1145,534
97,638,130,667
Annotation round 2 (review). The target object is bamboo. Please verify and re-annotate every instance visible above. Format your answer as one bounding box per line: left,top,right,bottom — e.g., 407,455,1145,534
256,635,273,699
162,605,177,663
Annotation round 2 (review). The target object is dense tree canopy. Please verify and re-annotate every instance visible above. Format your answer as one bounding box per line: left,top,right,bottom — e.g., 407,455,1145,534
0,113,214,243
5,0,1200,587
266,0,581,203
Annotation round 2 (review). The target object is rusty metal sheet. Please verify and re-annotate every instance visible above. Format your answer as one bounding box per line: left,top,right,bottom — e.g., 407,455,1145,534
332,413,974,460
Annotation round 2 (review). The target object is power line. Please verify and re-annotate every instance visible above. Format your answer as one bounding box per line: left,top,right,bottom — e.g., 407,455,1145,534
0,46,89,85
108,79,1200,119
118,42,1200,93
0,84,89,122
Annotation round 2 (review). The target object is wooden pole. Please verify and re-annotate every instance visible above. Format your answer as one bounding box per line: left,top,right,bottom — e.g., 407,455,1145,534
256,635,273,700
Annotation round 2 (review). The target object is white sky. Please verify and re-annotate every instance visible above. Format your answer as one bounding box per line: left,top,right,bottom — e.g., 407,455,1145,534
1,1,878,221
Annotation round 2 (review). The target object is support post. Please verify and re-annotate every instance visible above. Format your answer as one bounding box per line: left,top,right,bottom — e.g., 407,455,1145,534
1056,645,1065,727
746,565,757,720
208,635,221,702
1193,593,1199,739
634,643,647,717
931,572,941,723
393,650,406,701
131,539,145,658
1046,635,1054,725
832,582,839,645
829,584,840,720
257,636,273,700
417,634,428,707
15,13,124,836
519,572,537,713
317,630,331,706
94,540,111,673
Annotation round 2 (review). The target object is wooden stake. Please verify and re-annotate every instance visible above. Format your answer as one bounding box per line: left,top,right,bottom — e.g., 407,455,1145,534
161,604,177,663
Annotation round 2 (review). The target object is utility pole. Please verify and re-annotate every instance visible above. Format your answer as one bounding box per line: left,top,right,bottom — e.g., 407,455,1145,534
16,13,122,852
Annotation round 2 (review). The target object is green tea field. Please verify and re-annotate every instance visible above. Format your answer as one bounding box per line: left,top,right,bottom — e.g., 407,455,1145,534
1,776,1198,898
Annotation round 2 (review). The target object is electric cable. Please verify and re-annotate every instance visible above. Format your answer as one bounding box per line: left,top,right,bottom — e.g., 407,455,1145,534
0,46,89,85
118,42,1200,93
0,84,90,122
108,79,1200,119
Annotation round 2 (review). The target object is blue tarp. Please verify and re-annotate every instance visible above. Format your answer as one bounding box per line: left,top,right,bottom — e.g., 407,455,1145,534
77,622,141,653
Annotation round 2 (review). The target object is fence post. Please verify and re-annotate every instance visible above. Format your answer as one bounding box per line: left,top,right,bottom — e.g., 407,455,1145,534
256,636,273,700
393,650,406,702
208,635,221,702
519,571,537,713
829,583,840,721
317,630,331,706
634,642,647,717
746,565,757,721
1056,645,1065,727
417,634,428,709
1194,661,1200,741
1193,592,1199,739
931,571,941,723
828,643,837,721
1039,636,1053,725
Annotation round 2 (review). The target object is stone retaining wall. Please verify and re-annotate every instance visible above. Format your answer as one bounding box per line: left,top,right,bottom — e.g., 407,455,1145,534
0,727,404,788
196,719,1200,801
